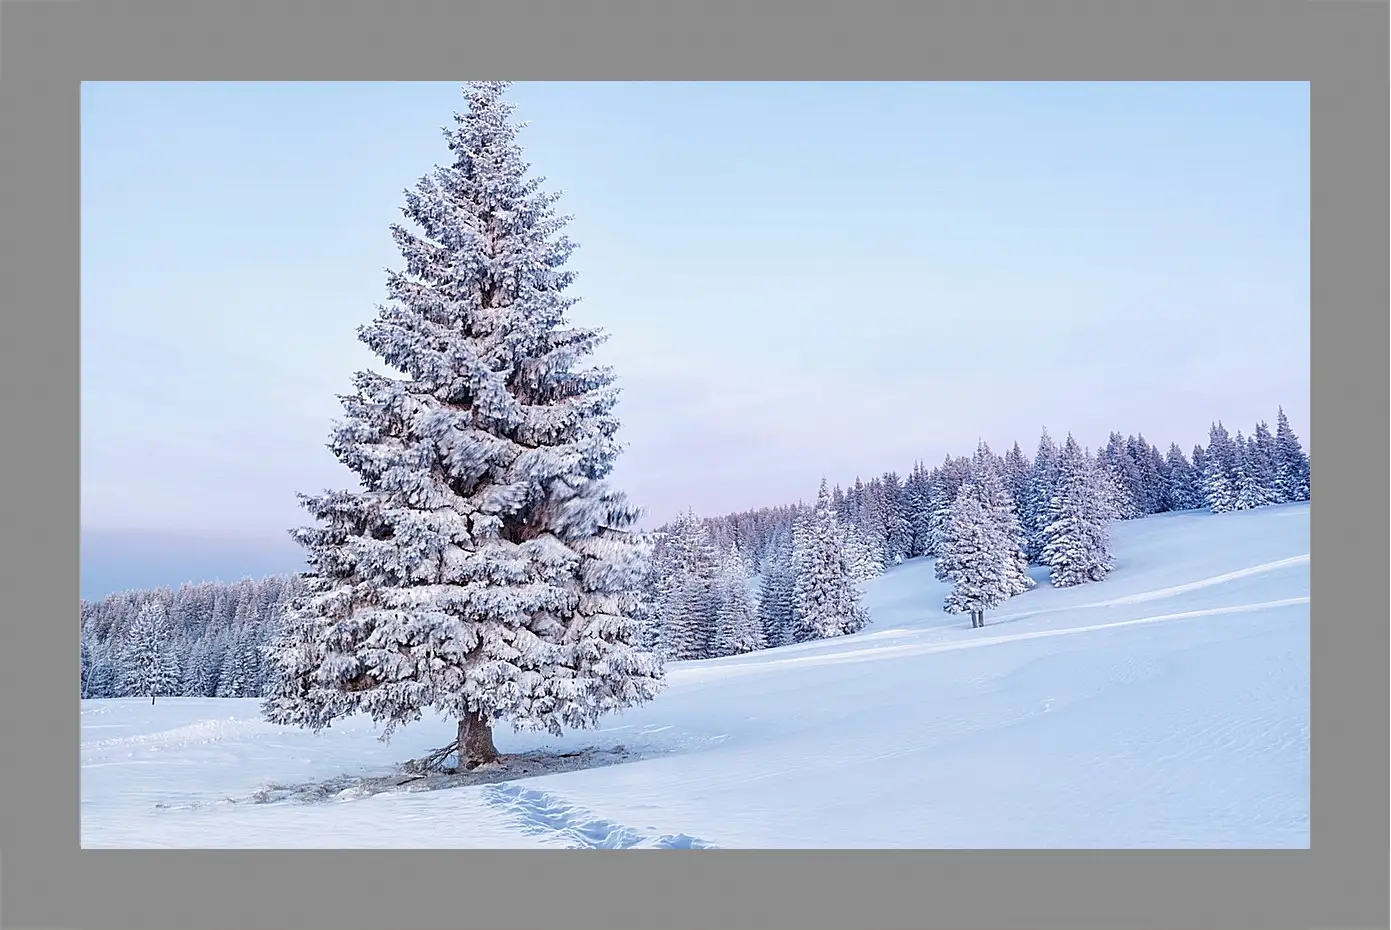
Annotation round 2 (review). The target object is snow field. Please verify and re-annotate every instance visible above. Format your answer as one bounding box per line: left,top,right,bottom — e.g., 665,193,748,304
82,503,1310,848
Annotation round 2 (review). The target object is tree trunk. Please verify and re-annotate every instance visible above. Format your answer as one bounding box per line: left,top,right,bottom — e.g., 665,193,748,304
150,694,156,705
977,610,985,628
457,709,499,769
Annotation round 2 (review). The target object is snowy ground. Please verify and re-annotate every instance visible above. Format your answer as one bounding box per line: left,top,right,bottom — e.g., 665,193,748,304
81,504,1310,848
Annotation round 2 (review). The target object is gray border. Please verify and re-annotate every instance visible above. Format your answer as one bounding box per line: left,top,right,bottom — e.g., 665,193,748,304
1,0,1384,928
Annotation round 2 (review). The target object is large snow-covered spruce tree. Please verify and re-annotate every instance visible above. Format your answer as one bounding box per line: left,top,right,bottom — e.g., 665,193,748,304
262,82,663,770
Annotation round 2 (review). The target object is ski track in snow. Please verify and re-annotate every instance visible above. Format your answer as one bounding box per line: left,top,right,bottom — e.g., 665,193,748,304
82,505,1310,848
916,554,1309,629
674,595,1310,682
1086,555,1309,606
481,784,718,849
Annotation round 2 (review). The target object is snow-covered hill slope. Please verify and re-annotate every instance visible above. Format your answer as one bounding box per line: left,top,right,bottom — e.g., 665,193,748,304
81,503,1310,848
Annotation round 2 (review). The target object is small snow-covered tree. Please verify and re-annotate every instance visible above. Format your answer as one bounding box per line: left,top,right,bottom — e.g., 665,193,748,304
1202,422,1239,514
878,472,913,566
181,635,214,697
1163,443,1203,511
933,484,1012,628
1003,442,1032,511
1134,437,1160,513
903,462,933,558
969,441,1034,598
1152,444,1175,513
791,480,869,641
789,511,814,595
121,601,180,704
216,632,246,697
661,581,716,661
84,641,119,699
171,638,194,696
1023,429,1060,563
1129,435,1165,515
629,562,664,653
80,634,93,699
712,546,764,657
650,510,720,660
1040,435,1115,588
1231,430,1275,511
757,529,798,648
261,82,663,770
1250,421,1279,500
1100,433,1143,520
851,481,891,569
1274,407,1311,502
219,632,265,698
926,456,973,556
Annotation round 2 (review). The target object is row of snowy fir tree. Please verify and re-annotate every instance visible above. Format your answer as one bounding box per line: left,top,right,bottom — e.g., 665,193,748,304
79,575,304,701
644,484,872,660
644,407,1310,648
79,414,1311,694
669,407,1310,579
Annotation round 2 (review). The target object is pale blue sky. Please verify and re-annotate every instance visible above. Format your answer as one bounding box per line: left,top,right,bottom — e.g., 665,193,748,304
81,82,1310,597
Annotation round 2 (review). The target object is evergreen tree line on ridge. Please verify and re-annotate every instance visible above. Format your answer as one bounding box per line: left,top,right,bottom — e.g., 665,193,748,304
645,409,1311,657
80,575,305,702
79,411,1311,701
